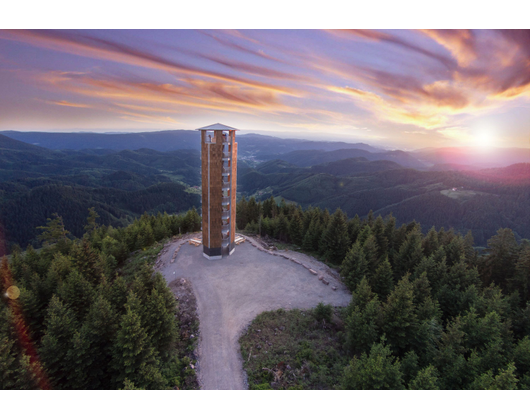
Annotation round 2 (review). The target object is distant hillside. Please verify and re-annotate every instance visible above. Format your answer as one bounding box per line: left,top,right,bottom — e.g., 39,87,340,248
0,133,54,154
1,130,199,152
259,148,426,169
0,142,200,187
427,163,481,172
0,182,200,252
255,159,301,174
238,162,530,245
239,133,383,156
1,130,384,157
308,157,403,176
414,146,530,168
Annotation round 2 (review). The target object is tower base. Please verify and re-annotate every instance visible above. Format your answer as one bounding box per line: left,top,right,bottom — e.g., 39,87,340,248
202,245,222,260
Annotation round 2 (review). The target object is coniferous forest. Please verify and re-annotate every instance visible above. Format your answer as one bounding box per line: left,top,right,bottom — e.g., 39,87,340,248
237,195,530,390
0,208,201,390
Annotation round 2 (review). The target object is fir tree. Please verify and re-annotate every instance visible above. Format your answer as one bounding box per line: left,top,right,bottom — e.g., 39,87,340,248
37,213,70,247
341,339,404,390
39,296,79,389
372,215,388,259
82,295,119,389
319,208,350,264
382,274,418,355
347,215,362,245
112,292,165,389
341,242,368,291
288,212,304,246
409,365,440,390
345,278,382,354
393,227,424,280
362,234,379,275
84,207,100,235
422,227,439,257
275,213,289,242
370,257,394,299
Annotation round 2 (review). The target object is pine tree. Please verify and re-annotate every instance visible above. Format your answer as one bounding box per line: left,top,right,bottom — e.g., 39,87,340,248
319,208,350,264
143,287,178,360
83,294,119,389
135,222,155,249
37,213,70,247
362,234,379,276
347,215,362,244
432,318,468,389
112,292,165,389
0,333,19,390
56,270,96,321
84,207,100,235
341,242,368,291
288,212,304,246
70,239,104,285
471,363,518,390
236,196,249,230
509,247,530,301
382,274,418,355
345,278,382,354
372,215,388,259
370,257,394,299
275,213,289,242
422,227,439,257
39,296,79,389
64,329,92,389
341,340,404,390
393,227,424,280
357,225,372,246
480,228,519,290
302,217,318,252
409,365,440,390
383,214,396,256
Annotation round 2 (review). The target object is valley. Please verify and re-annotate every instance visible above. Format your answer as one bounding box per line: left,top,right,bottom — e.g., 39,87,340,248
1,131,530,253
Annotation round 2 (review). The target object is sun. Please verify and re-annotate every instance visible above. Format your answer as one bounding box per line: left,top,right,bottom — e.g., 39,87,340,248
474,128,495,150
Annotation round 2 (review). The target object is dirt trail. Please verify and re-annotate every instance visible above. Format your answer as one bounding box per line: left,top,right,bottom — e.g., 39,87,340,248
156,234,351,390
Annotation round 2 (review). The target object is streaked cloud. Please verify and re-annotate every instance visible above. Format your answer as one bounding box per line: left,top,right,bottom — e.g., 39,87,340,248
0,29,529,148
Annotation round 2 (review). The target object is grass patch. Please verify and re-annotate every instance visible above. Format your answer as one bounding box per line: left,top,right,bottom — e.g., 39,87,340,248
120,241,166,279
240,306,349,390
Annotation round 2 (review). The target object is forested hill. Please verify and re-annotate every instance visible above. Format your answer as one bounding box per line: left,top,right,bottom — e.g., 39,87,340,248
1,130,385,156
258,148,426,169
239,163,530,246
236,199,530,390
1,131,530,251
0,135,201,253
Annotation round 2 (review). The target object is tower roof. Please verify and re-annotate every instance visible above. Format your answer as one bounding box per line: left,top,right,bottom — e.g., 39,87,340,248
196,123,239,131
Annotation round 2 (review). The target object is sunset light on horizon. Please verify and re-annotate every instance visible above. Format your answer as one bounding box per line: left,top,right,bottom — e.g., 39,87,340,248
1,29,530,150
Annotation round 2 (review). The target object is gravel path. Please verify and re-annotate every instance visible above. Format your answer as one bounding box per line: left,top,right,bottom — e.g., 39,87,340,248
156,234,351,390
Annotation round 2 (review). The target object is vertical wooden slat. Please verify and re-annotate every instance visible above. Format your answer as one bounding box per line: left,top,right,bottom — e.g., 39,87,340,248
201,130,209,246
230,131,237,245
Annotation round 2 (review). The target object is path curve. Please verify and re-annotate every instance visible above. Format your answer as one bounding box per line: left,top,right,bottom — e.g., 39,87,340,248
156,235,351,390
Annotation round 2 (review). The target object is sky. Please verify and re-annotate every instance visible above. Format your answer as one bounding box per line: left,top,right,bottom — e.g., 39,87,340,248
1,29,530,149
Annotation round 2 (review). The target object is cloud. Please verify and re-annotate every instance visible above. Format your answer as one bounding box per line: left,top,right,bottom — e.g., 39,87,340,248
30,70,296,120
198,30,284,63
45,100,92,108
327,29,457,69
418,29,477,66
0,30,297,95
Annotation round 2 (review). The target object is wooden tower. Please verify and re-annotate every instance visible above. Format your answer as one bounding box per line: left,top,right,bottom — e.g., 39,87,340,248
197,123,239,260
